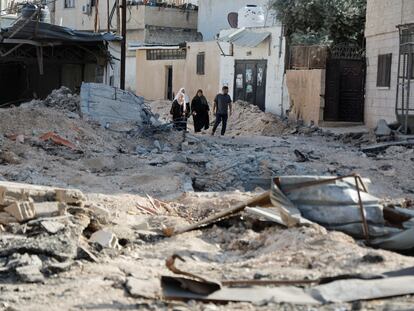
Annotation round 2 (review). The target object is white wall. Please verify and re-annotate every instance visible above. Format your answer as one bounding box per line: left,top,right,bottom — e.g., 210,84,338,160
198,0,276,40
365,0,414,128
218,26,286,115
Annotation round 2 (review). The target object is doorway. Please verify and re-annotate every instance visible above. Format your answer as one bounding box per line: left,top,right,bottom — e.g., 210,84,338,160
234,60,267,111
324,45,365,123
165,66,173,100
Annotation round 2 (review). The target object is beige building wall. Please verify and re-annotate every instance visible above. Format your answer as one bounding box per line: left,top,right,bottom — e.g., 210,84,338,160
285,69,325,126
135,50,185,100
135,41,221,103
365,0,414,127
184,41,221,103
54,3,197,32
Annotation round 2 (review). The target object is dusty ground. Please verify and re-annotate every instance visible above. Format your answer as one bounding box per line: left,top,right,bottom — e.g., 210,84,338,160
1,97,414,310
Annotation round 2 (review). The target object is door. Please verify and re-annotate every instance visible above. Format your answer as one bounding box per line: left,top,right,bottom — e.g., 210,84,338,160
234,60,267,111
165,66,173,100
324,59,365,122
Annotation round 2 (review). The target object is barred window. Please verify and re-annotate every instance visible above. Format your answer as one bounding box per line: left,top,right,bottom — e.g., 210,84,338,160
146,49,186,61
64,0,75,8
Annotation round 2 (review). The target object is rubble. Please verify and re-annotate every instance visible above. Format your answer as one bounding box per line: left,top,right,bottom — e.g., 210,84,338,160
0,86,413,309
4,201,35,222
89,230,119,249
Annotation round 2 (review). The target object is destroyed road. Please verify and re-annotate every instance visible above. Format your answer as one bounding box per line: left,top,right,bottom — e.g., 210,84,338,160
1,87,414,310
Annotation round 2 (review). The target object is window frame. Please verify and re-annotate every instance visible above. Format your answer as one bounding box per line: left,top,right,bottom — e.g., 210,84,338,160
196,52,205,75
146,49,186,61
64,0,75,8
376,53,392,88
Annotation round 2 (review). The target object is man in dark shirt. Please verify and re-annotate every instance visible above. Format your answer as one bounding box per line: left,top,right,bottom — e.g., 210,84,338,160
212,86,232,136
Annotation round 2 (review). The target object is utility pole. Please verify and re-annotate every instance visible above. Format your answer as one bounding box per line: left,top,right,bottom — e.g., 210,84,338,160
120,0,126,90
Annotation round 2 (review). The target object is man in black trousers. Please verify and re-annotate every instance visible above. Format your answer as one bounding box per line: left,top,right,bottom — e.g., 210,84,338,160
212,86,233,136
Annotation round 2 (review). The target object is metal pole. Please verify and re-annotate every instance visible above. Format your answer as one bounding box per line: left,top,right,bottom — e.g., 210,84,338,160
120,0,126,90
406,50,412,134
107,0,110,32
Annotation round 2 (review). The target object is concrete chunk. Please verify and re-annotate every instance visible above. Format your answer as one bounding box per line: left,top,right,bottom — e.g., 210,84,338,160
89,230,118,248
34,202,66,218
41,220,66,234
4,201,35,222
0,181,56,204
0,212,17,225
15,265,45,283
55,189,86,205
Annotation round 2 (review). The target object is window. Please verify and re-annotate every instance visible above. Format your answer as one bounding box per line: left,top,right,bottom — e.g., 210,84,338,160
377,53,392,87
146,49,186,61
64,0,75,8
196,52,205,75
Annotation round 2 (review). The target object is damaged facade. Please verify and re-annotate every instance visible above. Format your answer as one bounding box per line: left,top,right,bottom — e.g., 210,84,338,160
53,1,199,92
0,14,119,106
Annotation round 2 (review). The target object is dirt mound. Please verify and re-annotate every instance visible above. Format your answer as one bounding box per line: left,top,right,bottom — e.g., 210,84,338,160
0,106,116,153
226,101,290,136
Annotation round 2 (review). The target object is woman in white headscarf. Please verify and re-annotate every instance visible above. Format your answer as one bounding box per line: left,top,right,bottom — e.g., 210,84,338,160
170,89,190,131
175,87,190,111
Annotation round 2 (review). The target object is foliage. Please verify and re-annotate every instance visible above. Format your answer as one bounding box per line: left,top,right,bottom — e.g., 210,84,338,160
272,0,367,46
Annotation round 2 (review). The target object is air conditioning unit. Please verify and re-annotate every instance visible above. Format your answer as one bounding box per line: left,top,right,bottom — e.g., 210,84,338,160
82,3,91,14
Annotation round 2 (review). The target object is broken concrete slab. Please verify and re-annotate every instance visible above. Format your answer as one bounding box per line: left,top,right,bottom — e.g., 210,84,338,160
80,83,152,128
55,189,86,205
34,202,66,218
15,265,45,283
126,277,160,299
0,181,56,204
310,276,414,303
375,119,392,137
41,220,66,234
0,212,17,225
4,201,36,222
89,230,118,249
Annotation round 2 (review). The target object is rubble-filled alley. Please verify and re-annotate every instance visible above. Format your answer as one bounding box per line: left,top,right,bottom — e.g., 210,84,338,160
0,85,414,310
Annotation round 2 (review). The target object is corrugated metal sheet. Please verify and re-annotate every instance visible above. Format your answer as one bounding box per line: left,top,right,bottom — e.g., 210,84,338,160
219,29,271,48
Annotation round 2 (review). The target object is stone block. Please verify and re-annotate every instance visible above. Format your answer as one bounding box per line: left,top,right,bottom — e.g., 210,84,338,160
4,201,35,222
55,189,86,205
89,230,118,248
34,202,66,218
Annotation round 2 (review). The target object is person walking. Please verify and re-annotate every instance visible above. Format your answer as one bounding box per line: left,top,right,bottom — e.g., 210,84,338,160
212,86,232,136
170,92,189,131
191,89,210,133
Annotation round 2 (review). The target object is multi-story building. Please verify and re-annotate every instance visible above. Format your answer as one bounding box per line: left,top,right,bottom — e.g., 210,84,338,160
365,0,414,130
53,1,199,91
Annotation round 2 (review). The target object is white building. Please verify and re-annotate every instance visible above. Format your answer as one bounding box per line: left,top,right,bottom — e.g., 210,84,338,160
197,0,276,41
218,25,285,115
365,0,414,129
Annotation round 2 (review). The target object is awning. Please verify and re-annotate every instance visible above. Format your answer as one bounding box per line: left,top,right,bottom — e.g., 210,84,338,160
0,19,121,43
219,28,271,48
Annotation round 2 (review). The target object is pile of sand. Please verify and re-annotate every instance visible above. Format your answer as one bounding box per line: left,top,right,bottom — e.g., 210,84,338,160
226,101,290,136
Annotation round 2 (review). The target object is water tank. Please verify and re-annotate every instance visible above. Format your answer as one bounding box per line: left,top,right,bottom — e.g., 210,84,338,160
238,4,265,28
21,3,38,19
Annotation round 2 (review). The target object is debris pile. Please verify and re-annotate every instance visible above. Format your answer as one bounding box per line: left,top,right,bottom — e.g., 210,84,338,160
227,101,290,136
0,181,103,283
43,86,80,113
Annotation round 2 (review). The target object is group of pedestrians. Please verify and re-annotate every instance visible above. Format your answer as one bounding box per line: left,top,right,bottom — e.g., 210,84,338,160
170,86,232,136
